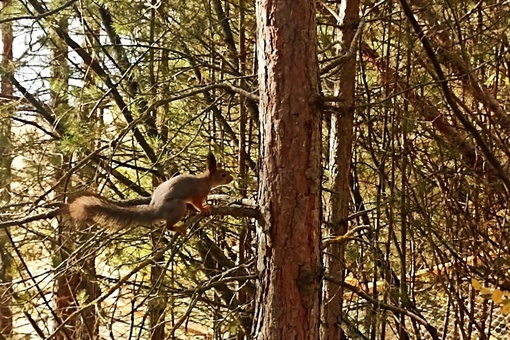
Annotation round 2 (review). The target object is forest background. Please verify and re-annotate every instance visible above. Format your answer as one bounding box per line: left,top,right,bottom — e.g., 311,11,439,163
1,0,510,339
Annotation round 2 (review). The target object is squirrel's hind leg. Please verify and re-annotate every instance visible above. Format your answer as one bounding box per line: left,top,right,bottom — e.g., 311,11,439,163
168,223,187,237
163,199,187,236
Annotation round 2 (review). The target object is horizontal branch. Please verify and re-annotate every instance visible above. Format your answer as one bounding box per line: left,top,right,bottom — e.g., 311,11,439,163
0,203,259,229
0,207,62,229
147,82,259,108
322,225,370,248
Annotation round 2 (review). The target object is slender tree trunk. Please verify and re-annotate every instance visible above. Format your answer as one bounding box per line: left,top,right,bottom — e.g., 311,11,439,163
150,233,166,340
51,14,79,339
51,14,100,339
321,1,359,339
237,0,254,336
253,0,321,339
0,0,13,335
148,3,166,338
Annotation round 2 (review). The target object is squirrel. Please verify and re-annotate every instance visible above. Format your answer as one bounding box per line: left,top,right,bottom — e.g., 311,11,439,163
68,153,233,235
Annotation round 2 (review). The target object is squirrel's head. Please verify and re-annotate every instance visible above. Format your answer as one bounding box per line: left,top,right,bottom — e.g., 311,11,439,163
206,152,233,187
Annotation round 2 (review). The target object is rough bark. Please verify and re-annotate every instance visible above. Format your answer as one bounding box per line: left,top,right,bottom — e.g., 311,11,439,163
321,1,359,339
253,0,322,339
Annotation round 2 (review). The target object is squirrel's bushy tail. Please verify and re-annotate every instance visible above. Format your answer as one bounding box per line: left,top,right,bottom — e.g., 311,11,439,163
69,195,161,227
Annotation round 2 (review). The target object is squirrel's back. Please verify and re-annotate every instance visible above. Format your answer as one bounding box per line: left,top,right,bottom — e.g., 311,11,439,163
151,174,212,206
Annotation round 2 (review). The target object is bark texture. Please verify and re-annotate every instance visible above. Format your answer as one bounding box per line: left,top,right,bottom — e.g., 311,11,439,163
254,0,321,339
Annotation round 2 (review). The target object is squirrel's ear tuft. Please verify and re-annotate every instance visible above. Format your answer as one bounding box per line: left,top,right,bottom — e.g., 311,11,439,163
206,152,217,172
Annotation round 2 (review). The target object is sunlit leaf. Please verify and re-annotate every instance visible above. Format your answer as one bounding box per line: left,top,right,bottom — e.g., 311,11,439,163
472,278,482,291
502,304,510,316
492,289,503,304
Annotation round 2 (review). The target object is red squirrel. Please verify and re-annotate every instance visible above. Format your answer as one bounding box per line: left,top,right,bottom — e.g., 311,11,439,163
68,153,233,235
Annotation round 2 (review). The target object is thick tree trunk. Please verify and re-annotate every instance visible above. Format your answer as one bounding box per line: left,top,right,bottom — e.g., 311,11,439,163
321,1,359,339
253,0,321,339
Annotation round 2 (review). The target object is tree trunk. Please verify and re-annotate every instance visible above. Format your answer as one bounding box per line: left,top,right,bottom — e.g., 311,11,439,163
51,14,100,339
150,233,166,340
321,1,359,339
0,0,13,335
253,0,321,339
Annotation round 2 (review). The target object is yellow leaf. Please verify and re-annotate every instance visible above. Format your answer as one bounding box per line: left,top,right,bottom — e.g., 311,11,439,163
492,289,503,304
472,278,481,291
502,304,510,316
480,287,492,295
